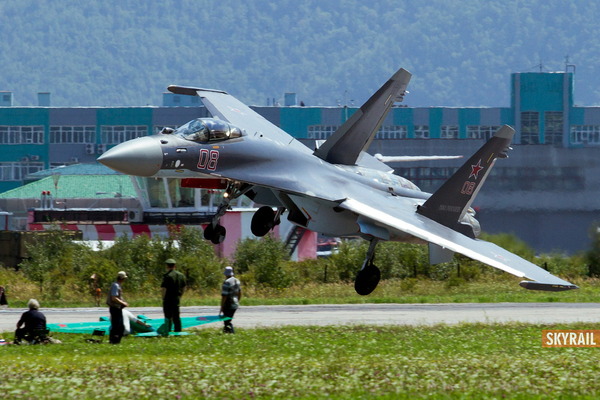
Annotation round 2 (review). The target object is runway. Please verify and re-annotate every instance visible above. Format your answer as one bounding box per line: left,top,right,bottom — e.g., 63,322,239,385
1,303,599,333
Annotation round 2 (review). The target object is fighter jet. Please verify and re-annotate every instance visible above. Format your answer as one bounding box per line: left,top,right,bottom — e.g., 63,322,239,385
98,67,577,295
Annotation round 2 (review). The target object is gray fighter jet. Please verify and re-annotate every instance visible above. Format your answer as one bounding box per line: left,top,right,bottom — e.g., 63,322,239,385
98,67,577,295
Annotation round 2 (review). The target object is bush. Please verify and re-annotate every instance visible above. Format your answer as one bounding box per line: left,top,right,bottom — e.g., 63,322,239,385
20,229,91,296
167,226,225,291
327,239,367,282
233,234,291,289
537,252,588,279
102,234,164,292
284,257,330,285
480,232,536,261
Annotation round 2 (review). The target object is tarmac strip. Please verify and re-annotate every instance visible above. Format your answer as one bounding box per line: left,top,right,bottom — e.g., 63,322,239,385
1,303,599,333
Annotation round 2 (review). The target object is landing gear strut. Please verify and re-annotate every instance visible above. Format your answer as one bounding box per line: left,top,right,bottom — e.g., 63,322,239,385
251,206,285,237
354,239,381,296
204,182,251,244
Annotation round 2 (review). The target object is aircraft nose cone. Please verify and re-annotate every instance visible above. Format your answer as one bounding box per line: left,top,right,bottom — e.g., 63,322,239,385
97,136,163,177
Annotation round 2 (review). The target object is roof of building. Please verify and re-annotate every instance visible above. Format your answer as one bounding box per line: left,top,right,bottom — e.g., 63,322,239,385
26,163,121,178
0,175,136,199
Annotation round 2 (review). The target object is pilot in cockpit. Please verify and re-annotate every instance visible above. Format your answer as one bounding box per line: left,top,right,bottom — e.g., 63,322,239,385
175,118,243,143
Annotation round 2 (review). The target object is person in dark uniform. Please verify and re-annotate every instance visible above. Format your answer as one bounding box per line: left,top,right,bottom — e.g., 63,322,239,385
14,299,46,344
220,266,242,334
161,259,186,333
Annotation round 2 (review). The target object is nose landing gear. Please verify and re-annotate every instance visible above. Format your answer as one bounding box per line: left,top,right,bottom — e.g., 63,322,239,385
203,223,227,244
204,182,251,244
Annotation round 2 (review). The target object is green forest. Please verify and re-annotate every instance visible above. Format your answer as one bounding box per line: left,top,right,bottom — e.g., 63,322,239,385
1,0,600,108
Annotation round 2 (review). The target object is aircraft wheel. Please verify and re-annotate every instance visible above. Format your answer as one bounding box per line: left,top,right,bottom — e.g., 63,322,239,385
211,224,226,244
203,224,214,241
354,263,381,296
204,224,226,244
251,206,275,237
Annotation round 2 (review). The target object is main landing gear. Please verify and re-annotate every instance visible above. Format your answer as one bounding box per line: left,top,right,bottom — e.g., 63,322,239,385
250,206,285,237
354,239,381,296
204,183,251,245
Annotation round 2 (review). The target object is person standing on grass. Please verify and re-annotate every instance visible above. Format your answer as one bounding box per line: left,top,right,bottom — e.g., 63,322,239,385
220,266,241,334
106,271,128,344
161,258,186,333
0,285,7,307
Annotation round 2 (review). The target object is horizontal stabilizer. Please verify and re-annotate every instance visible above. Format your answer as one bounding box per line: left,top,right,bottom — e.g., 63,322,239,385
519,281,579,292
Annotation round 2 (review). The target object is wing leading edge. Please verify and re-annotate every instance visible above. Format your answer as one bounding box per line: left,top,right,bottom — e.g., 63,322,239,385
341,196,577,291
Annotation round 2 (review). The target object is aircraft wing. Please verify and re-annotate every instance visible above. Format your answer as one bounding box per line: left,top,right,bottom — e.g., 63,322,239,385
341,195,578,291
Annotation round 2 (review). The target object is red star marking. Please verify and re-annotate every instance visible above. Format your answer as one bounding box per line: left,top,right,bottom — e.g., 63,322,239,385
469,159,485,180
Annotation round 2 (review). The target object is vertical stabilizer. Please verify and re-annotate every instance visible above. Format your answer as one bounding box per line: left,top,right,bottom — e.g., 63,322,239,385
314,68,411,165
417,125,514,237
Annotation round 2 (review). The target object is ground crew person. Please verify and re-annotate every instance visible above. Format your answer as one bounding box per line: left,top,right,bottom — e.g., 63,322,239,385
220,266,241,333
161,258,186,333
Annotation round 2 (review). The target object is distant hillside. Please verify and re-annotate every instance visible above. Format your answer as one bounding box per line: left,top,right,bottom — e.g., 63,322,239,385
1,0,600,108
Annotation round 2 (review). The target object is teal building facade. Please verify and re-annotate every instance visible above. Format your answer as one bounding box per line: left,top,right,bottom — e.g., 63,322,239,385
1,71,599,253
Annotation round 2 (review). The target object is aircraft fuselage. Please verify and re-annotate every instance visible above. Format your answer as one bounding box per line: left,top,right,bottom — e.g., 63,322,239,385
99,118,433,241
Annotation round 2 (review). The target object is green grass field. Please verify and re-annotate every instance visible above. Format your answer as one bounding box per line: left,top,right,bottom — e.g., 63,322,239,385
2,323,600,399
3,276,597,309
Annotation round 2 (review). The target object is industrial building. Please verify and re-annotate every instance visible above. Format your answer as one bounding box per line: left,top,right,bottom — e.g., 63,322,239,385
0,70,598,254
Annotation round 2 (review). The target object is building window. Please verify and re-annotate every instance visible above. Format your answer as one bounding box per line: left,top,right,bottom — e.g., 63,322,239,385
0,162,44,181
544,112,563,145
50,126,96,144
570,125,600,145
0,126,44,144
308,125,338,139
440,125,458,139
467,125,501,140
308,125,408,140
521,112,539,144
413,125,430,139
485,166,584,191
101,125,148,144
375,126,408,139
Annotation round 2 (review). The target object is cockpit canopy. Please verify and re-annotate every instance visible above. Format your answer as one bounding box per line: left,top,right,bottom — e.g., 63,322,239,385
175,118,243,143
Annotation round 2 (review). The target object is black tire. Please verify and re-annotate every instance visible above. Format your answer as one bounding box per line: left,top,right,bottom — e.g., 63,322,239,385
204,224,226,244
354,263,381,296
210,224,226,244
203,224,214,241
251,206,275,237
